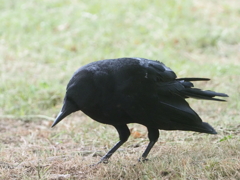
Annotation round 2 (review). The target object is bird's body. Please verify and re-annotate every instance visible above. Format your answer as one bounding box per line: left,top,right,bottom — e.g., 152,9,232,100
52,57,228,163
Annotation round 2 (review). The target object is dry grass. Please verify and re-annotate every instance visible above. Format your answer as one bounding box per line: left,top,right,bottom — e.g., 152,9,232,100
0,0,240,179
0,110,239,179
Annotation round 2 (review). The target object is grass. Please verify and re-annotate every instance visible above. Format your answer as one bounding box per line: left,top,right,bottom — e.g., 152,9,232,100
0,0,240,179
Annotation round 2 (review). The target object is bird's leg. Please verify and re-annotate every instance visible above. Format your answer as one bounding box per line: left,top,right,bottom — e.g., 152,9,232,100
96,124,130,165
139,127,159,162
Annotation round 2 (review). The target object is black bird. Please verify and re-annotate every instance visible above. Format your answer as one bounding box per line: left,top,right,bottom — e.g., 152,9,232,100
52,57,228,164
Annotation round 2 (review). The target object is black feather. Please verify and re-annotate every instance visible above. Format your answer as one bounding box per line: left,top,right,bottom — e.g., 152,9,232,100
52,57,228,163
177,77,210,81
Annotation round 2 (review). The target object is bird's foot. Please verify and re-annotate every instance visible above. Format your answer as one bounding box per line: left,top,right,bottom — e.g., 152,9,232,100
99,158,109,164
138,157,149,163
90,157,109,167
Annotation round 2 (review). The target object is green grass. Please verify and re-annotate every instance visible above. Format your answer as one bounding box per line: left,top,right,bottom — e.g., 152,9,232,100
0,0,239,179
1,0,239,116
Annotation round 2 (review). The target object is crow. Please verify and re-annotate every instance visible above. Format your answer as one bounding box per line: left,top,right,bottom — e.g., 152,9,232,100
52,57,228,164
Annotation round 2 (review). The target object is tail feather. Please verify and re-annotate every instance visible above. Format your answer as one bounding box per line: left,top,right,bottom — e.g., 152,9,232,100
183,88,228,101
178,78,229,101
183,122,217,134
177,78,210,81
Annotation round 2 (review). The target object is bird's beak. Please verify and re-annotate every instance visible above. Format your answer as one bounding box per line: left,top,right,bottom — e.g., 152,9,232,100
51,111,66,127
51,98,78,127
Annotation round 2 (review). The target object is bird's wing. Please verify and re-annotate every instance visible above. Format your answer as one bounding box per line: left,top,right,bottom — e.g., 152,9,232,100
156,94,203,124
121,91,203,127
119,59,203,126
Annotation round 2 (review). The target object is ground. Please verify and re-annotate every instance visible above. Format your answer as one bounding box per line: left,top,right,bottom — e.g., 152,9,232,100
0,108,239,179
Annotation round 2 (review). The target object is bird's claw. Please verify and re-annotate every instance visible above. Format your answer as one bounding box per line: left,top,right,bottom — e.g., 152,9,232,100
138,157,149,162
90,157,109,167
101,158,109,164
